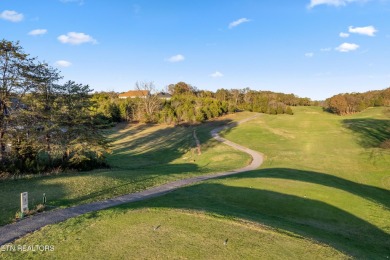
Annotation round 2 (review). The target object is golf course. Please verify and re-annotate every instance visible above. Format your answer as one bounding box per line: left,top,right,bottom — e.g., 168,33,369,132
1,106,389,259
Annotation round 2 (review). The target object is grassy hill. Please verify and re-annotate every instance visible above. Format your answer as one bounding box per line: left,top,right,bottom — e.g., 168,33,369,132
0,117,250,226
3,107,390,259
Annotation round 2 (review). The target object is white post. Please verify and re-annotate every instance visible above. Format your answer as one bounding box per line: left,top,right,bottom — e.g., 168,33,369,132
21,192,28,213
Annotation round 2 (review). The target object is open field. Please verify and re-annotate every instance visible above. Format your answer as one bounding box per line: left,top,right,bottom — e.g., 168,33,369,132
0,117,251,226
2,107,390,259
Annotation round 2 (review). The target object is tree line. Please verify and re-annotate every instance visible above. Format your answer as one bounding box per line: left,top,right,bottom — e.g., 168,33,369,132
1,39,312,176
92,82,315,126
325,88,390,115
1,40,109,176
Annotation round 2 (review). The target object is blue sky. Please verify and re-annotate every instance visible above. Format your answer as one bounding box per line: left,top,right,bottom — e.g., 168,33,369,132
1,0,389,100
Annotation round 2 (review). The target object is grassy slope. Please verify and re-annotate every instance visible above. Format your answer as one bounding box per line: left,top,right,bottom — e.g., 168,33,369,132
213,107,390,257
0,116,250,226
224,107,390,187
2,209,346,260
3,107,390,259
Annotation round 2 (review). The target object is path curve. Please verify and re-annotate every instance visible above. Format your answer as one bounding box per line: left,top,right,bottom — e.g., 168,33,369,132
0,115,264,246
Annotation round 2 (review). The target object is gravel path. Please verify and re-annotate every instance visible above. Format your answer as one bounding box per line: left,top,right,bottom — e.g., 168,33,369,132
0,115,263,246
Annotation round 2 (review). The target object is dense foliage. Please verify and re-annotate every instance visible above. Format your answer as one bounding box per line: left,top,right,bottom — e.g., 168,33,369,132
325,88,390,115
92,82,312,126
0,40,109,175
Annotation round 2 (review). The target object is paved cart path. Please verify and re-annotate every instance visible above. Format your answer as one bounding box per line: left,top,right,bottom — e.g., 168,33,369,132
0,115,264,246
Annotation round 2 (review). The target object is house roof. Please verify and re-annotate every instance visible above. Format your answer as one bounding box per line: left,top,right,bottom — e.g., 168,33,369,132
156,92,172,98
118,90,150,98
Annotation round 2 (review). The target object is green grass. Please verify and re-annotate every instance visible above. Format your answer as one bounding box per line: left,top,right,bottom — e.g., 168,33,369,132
0,116,251,226
1,209,347,260
3,107,390,259
222,107,390,188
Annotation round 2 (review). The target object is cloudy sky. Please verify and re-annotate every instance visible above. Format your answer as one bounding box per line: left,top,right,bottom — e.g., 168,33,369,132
1,0,389,100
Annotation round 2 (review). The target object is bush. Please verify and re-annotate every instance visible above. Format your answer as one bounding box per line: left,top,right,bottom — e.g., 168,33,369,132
286,106,294,115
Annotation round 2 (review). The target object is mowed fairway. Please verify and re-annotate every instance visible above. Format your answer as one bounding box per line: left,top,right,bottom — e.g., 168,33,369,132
0,117,250,226
3,107,390,259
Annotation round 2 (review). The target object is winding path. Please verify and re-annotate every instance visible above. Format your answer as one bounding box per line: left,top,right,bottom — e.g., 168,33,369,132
0,115,264,246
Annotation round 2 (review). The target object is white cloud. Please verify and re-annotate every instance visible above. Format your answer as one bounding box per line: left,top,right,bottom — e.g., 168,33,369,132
54,60,72,68
348,25,377,36
28,29,47,36
57,32,97,45
339,32,350,38
166,54,185,63
335,42,359,52
210,71,224,78
0,10,24,22
308,0,365,9
305,52,314,58
228,18,251,29
320,47,332,52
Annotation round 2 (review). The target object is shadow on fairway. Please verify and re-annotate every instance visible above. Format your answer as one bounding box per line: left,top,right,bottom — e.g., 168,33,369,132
0,118,240,226
108,119,238,168
121,168,390,259
342,118,390,149
38,119,240,206
254,168,390,209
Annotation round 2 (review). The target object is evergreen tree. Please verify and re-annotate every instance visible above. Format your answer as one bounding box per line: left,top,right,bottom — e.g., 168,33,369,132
0,40,110,175
0,39,36,163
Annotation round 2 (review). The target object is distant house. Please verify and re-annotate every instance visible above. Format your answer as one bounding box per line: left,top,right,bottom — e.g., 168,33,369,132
156,92,172,100
118,90,172,100
118,90,150,99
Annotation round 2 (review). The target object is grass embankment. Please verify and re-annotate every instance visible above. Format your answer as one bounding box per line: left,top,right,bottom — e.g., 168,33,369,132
0,116,250,226
2,208,346,260
3,107,390,259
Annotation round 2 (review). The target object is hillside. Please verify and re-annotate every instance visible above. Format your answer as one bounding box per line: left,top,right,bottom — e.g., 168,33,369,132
5,107,389,259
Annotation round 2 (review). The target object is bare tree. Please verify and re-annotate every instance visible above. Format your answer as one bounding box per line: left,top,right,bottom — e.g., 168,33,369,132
134,81,162,122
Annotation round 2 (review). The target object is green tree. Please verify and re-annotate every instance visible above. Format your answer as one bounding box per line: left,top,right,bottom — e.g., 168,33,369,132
18,62,62,168
118,98,136,122
215,89,230,102
168,82,196,96
1,39,110,174
0,40,37,163
56,81,109,169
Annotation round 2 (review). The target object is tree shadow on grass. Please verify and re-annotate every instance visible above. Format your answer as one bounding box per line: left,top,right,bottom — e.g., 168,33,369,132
63,119,245,208
46,119,239,206
119,168,390,258
106,123,156,142
108,119,238,171
342,118,390,149
0,179,66,226
0,118,241,226
254,168,390,209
